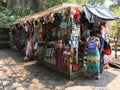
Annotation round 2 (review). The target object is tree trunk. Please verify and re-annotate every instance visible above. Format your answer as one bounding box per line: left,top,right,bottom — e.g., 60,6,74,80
115,40,118,58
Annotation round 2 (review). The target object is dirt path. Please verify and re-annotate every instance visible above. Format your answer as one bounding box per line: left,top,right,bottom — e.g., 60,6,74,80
0,49,120,90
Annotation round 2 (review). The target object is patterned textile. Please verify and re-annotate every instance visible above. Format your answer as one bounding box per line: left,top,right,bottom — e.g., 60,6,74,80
55,48,64,69
87,36,100,62
26,41,33,56
87,48,100,62
87,36,100,73
87,62,100,73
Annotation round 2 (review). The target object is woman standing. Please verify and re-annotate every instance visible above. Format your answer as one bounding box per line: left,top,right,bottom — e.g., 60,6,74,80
86,31,100,79
95,31,105,75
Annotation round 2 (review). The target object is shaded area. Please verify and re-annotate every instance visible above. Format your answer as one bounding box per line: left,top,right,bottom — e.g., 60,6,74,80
0,49,119,90
0,28,10,48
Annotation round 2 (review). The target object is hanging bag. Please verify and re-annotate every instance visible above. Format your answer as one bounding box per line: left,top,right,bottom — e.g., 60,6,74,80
104,41,111,55
72,63,79,71
87,38,100,62
87,42,98,54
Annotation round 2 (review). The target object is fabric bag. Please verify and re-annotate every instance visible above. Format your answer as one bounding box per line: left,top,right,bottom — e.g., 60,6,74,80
87,62,100,73
87,40,100,62
104,41,111,55
87,42,98,54
72,63,79,71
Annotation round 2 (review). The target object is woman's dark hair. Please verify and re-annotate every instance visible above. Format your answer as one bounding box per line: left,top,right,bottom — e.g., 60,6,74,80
81,36,86,42
90,31,95,36
96,31,101,35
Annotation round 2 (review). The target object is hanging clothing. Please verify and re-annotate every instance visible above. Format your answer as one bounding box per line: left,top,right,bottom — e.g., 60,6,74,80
26,40,33,56
55,48,64,69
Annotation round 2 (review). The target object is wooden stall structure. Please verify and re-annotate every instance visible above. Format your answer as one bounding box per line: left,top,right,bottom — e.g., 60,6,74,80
9,3,119,79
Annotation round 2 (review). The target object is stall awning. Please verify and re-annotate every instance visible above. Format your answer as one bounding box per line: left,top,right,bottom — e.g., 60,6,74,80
84,5,119,23
14,2,82,23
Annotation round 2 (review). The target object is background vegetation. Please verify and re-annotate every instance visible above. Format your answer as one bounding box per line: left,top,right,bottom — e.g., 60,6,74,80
0,0,106,24
0,0,119,39
0,0,120,57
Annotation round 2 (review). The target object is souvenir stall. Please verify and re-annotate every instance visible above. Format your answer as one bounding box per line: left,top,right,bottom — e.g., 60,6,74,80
9,3,85,79
34,3,85,78
9,3,119,79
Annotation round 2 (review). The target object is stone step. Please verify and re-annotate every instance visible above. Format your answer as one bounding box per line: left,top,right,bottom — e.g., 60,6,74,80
109,62,120,69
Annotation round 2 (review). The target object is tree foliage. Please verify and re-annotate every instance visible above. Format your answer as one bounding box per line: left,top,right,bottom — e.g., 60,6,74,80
45,0,106,7
0,3,33,25
0,0,107,25
109,1,120,58
110,3,120,38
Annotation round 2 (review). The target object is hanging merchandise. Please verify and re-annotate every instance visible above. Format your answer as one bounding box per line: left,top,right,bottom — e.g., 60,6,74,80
50,13,55,23
70,24,80,48
55,11,62,21
43,16,48,23
63,46,71,55
55,40,65,69
78,37,86,61
51,27,56,40
31,21,34,32
40,17,46,24
33,26,39,42
72,63,79,71
63,43,73,64
61,9,67,20
42,24,47,41
72,24,80,36
65,7,71,17
57,31,60,39
45,43,55,58
67,21,72,28
70,8,76,20
70,36,79,48
38,26,43,39
75,8,81,23
25,40,33,57
86,29,90,38
60,22,68,34
60,22,68,28
24,24,28,32
33,42,38,49
55,48,65,69
34,20,39,26
46,14,50,22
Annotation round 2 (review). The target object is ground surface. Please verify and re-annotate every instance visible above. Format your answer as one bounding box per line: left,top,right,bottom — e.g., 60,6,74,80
0,49,120,90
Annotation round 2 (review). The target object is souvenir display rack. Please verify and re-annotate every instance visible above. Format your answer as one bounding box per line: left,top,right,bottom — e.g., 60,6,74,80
9,3,117,79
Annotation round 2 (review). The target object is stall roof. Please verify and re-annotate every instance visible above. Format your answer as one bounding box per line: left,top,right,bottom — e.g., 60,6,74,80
84,5,120,23
14,2,82,23
11,3,119,25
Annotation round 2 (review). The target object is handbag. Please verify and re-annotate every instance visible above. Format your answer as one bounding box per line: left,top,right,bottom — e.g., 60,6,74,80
104,49,111,55
72,63,79,71
87,42,98,54
104,41,111,55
